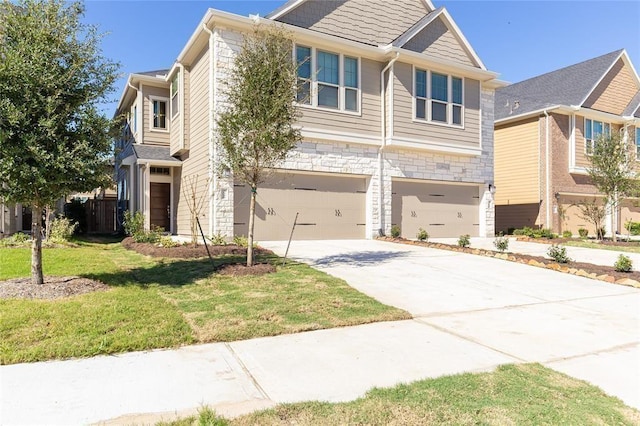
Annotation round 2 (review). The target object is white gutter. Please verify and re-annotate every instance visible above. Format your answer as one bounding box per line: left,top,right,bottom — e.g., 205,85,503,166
202,23,216,236
378,52,400,236
128,81,143,144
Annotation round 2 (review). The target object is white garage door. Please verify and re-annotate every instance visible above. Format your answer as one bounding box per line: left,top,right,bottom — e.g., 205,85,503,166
234,172,367,240
392,180,480,238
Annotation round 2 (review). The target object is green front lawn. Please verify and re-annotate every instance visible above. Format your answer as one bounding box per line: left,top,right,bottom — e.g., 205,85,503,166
164,364,640,425
0,240,409,364
564,240,640,254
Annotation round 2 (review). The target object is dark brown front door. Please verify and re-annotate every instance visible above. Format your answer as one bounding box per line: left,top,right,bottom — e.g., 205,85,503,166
22,206,32,231
150,183,170,231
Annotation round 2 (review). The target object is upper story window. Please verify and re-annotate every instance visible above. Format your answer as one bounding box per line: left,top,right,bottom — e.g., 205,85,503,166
636,127,640,159
151,97,168,131
585,118,610,154
414,68,463,126
171,71,180,118
295,45,360,113
132,105,138,133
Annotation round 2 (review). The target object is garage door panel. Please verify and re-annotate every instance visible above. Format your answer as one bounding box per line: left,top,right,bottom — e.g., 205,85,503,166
234,173,366,240
392,181,480,238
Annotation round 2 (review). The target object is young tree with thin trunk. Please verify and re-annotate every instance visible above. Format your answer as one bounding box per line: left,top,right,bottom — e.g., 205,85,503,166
217,25,301,266
0,0,118,284
181,174,211,247
587,131,639,242
576,198,606,240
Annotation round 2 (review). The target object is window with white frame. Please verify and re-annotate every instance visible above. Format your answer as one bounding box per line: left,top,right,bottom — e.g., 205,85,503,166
170,71,180,118
585,118,610,154
414,68,463,126
132,105,137,133
295,45,360,113
636,127,640,159
151,98,168,130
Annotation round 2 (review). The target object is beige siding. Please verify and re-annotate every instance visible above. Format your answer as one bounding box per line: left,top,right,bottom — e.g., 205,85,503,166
276,0,428,46
175,47,211,237
297,58,381,137
142,85,170,146
403,17,474,67
584,59,638,115
494,117,539,205
392,62,480,147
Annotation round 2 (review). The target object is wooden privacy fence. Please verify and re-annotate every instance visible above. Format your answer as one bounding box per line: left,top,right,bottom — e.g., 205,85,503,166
86,199,117,234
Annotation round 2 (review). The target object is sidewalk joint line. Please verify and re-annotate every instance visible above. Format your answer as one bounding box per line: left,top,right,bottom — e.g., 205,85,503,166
225,343,272,401
542,341,640,365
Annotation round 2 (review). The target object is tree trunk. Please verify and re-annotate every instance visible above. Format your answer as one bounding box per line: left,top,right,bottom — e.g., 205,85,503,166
31,204,44,285
247,188,256,267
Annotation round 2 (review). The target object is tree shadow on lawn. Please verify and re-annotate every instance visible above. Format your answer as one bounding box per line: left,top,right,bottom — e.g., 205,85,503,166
312,250,409,267
84,254,278,288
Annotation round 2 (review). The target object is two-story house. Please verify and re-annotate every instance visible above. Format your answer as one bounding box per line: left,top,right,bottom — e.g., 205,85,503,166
494,50,640,236
114,0,504,241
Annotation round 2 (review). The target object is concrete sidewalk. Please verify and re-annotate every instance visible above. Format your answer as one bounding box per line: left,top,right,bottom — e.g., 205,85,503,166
2,239,638,425
431,236,640,269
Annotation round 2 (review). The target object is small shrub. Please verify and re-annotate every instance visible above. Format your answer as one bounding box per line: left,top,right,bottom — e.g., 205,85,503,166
457,234,470,248
210,233,227,246
123,210,145,238
390,225,401,238
507,227,515,235
614,254,633,272
534,228,554,239
625,221,640,236
578,228,588,238
562,230,573,238
233,235,248,247
48,215,77,243
493,234,509,252
416,228,428,242
159,236,179,248
597,227,606,240
0,232,31,247
547,244,571,263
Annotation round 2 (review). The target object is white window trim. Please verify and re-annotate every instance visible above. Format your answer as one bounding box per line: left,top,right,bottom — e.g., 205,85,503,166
149,95,170,133
295,45,362,117
170,72,180,119
635,127,640,160
584,117,611,155
412,65,465,129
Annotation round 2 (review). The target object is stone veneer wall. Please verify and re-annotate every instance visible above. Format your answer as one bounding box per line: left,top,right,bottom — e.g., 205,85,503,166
211,26,496,238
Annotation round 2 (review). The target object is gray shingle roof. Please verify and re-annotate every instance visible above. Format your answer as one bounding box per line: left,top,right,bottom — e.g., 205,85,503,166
495,50,624,121
133,145,181,163
135,69,170,78
623,90,640,117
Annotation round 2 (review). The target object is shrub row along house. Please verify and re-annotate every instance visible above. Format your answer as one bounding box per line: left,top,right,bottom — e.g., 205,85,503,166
113,0,503,241
112,0,639,242
494,50,640,236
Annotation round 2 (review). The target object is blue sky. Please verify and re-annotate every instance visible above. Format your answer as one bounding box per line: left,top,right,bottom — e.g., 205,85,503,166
83,0,640,116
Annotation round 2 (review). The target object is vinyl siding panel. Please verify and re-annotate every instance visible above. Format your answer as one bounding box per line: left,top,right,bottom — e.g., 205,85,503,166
403,17,474,67
392,62,480,148
142,85,170,146
494,117,540,205
584,59,637,115
297,57,381,137
276,0,428,46
175,48,210,236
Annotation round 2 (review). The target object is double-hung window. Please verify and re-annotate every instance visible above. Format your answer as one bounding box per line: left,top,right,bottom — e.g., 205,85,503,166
585,118,610,154
414,68,464,126
295,45,360,113
170,72,180,118
151,98,168,131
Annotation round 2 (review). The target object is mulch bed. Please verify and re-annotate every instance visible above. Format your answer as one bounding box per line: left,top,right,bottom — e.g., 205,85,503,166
121,237,274,259
379,237,640,287
0,276,111,300
217,263,276,276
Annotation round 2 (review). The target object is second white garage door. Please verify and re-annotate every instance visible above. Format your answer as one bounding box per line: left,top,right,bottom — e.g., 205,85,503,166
234,172,367,240
392,180,480,239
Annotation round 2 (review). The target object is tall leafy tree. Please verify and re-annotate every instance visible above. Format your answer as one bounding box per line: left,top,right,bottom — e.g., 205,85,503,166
587,131,639,242
217,25,301,266
0,0,119,284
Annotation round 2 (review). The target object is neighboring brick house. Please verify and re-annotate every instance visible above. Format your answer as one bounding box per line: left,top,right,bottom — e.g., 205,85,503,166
494,50,640,236
114,0,503,240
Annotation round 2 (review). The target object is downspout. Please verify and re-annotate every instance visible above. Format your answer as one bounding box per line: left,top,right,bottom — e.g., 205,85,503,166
543,109,551,229
203,23,215,237
378,52,400,236
177,63,186,152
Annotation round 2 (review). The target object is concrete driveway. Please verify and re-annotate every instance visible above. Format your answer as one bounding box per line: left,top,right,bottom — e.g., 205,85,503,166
262,239,640,409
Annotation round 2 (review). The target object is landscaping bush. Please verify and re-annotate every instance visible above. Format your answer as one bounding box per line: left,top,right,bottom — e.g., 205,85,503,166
534,228,555,239
597,227,606,240
123,210,144,238
390,225,401,238
547,244,571,263
210,233,227,246
457,234,470,248
233,235,249,247
416,228,428,242
562,230,573,238
614,254,633,272
0,232,30,247
48,216,77,243
625,221,640,236
578,228,588,238
159,236,179,248
493,234,509,252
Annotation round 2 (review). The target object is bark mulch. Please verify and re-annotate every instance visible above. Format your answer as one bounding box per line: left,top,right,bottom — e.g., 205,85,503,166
0,276,111,300
121,237,274,259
